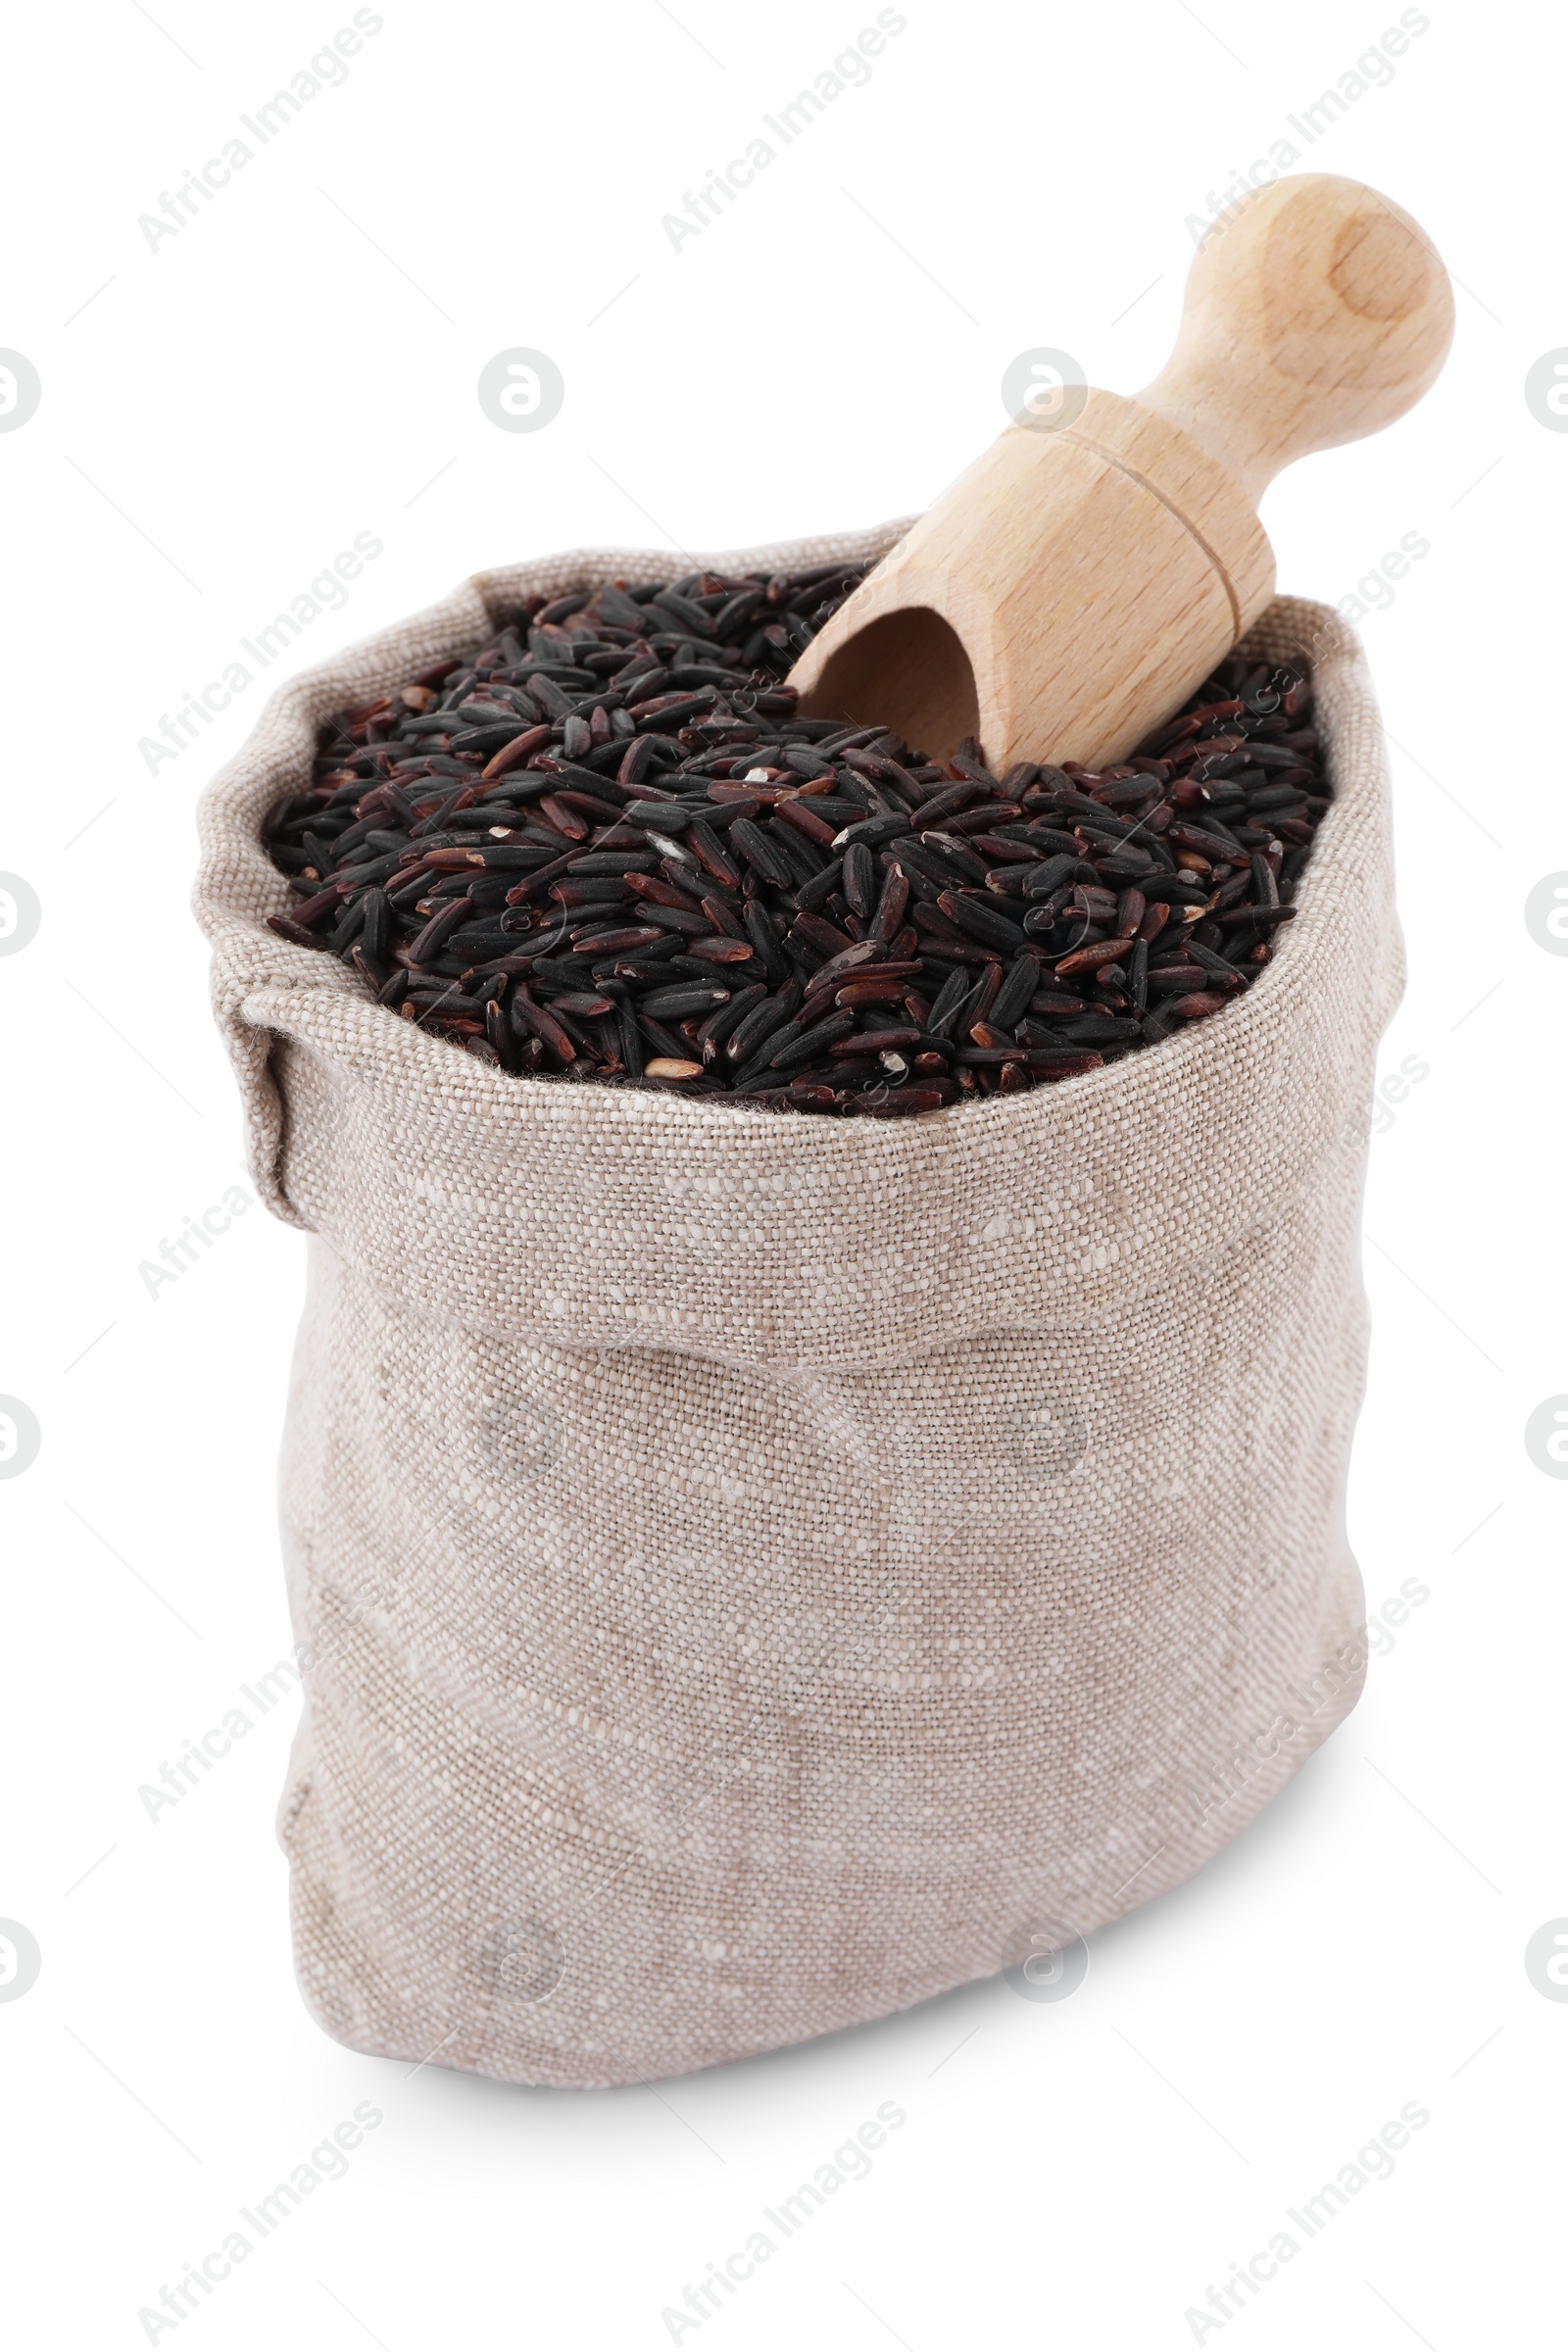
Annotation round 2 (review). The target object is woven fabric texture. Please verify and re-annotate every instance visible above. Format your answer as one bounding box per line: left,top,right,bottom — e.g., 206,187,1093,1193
194,530,1400,2088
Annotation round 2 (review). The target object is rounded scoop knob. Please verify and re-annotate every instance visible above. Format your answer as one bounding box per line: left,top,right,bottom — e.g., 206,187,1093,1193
1139,172,1455,502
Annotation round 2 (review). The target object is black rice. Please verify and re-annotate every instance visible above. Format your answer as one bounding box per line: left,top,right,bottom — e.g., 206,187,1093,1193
263,563,1329,1113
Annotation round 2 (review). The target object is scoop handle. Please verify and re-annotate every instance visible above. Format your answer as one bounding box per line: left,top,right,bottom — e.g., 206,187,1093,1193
1137,173,1454,505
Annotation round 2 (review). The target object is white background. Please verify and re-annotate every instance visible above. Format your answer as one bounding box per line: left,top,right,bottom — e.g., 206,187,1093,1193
1,1,1562,2345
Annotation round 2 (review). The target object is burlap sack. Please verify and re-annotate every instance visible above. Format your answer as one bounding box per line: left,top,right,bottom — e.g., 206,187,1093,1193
194,523,1399,2089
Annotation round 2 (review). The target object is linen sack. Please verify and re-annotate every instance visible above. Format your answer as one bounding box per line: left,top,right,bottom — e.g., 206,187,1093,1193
194,523,1400,2089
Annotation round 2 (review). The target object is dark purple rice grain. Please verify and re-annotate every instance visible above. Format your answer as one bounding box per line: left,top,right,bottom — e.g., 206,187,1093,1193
264,571,1329,1115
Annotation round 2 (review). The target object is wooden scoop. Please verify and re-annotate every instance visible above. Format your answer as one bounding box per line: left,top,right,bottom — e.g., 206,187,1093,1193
789,174,1453,770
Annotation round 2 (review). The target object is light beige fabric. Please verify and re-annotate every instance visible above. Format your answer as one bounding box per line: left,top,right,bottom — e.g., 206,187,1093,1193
194,531,1399,2089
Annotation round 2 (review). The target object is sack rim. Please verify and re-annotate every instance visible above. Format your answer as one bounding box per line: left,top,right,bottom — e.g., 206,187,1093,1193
192,530,1401,1358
